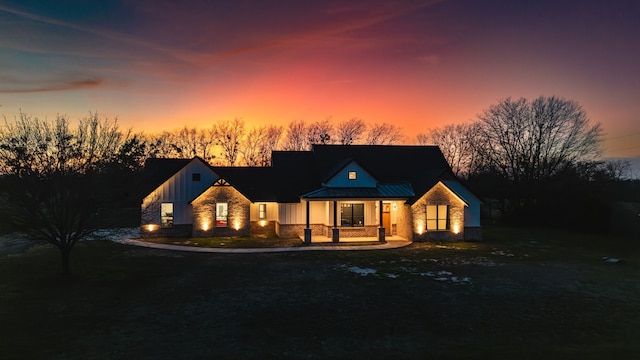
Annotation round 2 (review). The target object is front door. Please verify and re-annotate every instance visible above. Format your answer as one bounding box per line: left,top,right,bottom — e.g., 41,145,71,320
382,203,391,235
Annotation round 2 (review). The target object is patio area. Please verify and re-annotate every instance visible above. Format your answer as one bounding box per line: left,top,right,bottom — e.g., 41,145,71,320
299,234,408,243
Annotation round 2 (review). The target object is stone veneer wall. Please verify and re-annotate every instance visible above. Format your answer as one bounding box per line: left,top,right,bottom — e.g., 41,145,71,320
192,186,250,237
336,225,378,237
411,182,465,242
141,200,160,226
250,221,276,235
276,223,326,238
395,204,413,240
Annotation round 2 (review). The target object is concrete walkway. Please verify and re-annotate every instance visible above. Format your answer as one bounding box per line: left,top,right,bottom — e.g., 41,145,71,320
113,238,412,253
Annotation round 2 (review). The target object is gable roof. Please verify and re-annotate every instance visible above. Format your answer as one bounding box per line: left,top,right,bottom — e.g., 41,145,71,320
209,167,276,202
321,158,377,188
310,145,450,181
308,145,452,204
141,157,192,196
142,145,464,205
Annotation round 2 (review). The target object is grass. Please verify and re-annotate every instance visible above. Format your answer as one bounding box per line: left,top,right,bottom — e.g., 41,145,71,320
1,226,639,359
143,235,304,248
142,235,386,248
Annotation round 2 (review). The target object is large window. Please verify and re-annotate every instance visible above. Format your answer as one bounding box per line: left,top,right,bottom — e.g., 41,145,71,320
161,203,174,227
341,203,364,227
426,205,448,230
216,202,228,227
258,203,267,219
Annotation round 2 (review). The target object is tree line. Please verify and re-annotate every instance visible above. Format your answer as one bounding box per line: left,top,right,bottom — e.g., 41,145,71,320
0,114,405,173
416,96,634,230
146,117,404,166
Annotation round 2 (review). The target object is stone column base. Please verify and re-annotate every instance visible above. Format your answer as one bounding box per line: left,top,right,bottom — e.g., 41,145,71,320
304,228,312,244
378,227,386,243
332,227,340,243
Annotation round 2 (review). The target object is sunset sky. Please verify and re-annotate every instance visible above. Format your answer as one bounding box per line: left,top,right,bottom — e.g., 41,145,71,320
1,0,639,159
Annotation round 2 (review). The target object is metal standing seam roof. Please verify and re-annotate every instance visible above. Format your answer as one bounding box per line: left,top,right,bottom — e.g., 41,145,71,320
301,182,415,200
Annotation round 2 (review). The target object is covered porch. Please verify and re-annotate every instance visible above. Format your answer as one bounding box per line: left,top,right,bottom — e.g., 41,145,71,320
300,183,414,244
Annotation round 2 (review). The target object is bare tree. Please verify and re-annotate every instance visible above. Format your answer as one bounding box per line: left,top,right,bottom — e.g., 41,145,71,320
282,120,309,151
335,118,366,145
307,118,334,146
0,111,138,275
241,127,263,166
365,123,405,145
213,118,245,166
240,125,282,166
601,159,632,180
1,175,99,275
75,112,127,172
144,127,215,162
416,123,482,177
1,112,60,176
0,111,132,176
476,96,603,213
241,125,283,166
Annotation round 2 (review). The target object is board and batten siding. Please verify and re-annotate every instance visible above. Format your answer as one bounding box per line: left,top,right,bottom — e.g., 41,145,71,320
278,200,381,226
324,162,377,188
142,158,219,225
442,180,481,227
249,202,278,221
277,201,328,225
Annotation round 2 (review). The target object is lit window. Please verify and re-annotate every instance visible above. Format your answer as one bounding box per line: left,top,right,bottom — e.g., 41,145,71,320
341,203,364,227
192,173,201,181
161,203,174,228
258,203,267,219
216,202,228,227
348,171,357,180
426,205,448,230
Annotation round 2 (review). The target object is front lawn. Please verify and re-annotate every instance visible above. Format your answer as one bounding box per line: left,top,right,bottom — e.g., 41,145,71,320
143,235,304,248
1,226,638,359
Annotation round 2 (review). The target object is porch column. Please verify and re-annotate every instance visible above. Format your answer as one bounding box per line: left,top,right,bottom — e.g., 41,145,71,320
304,200,312,244
332,200,339,243
378,200,386,243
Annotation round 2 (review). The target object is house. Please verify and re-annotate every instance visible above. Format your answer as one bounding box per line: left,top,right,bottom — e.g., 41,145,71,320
140,145,482,242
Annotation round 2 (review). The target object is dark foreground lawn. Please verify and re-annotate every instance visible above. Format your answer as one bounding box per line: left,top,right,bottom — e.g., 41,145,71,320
1,227,639,359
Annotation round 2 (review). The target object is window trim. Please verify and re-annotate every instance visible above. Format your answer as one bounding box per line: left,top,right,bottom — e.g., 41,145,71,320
161,203,174,228
341,202,365,227
216,202,228,227
426,204,448,231
258,203,267,219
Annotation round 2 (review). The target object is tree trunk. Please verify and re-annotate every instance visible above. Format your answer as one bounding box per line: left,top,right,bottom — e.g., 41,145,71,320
60,247,71,276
